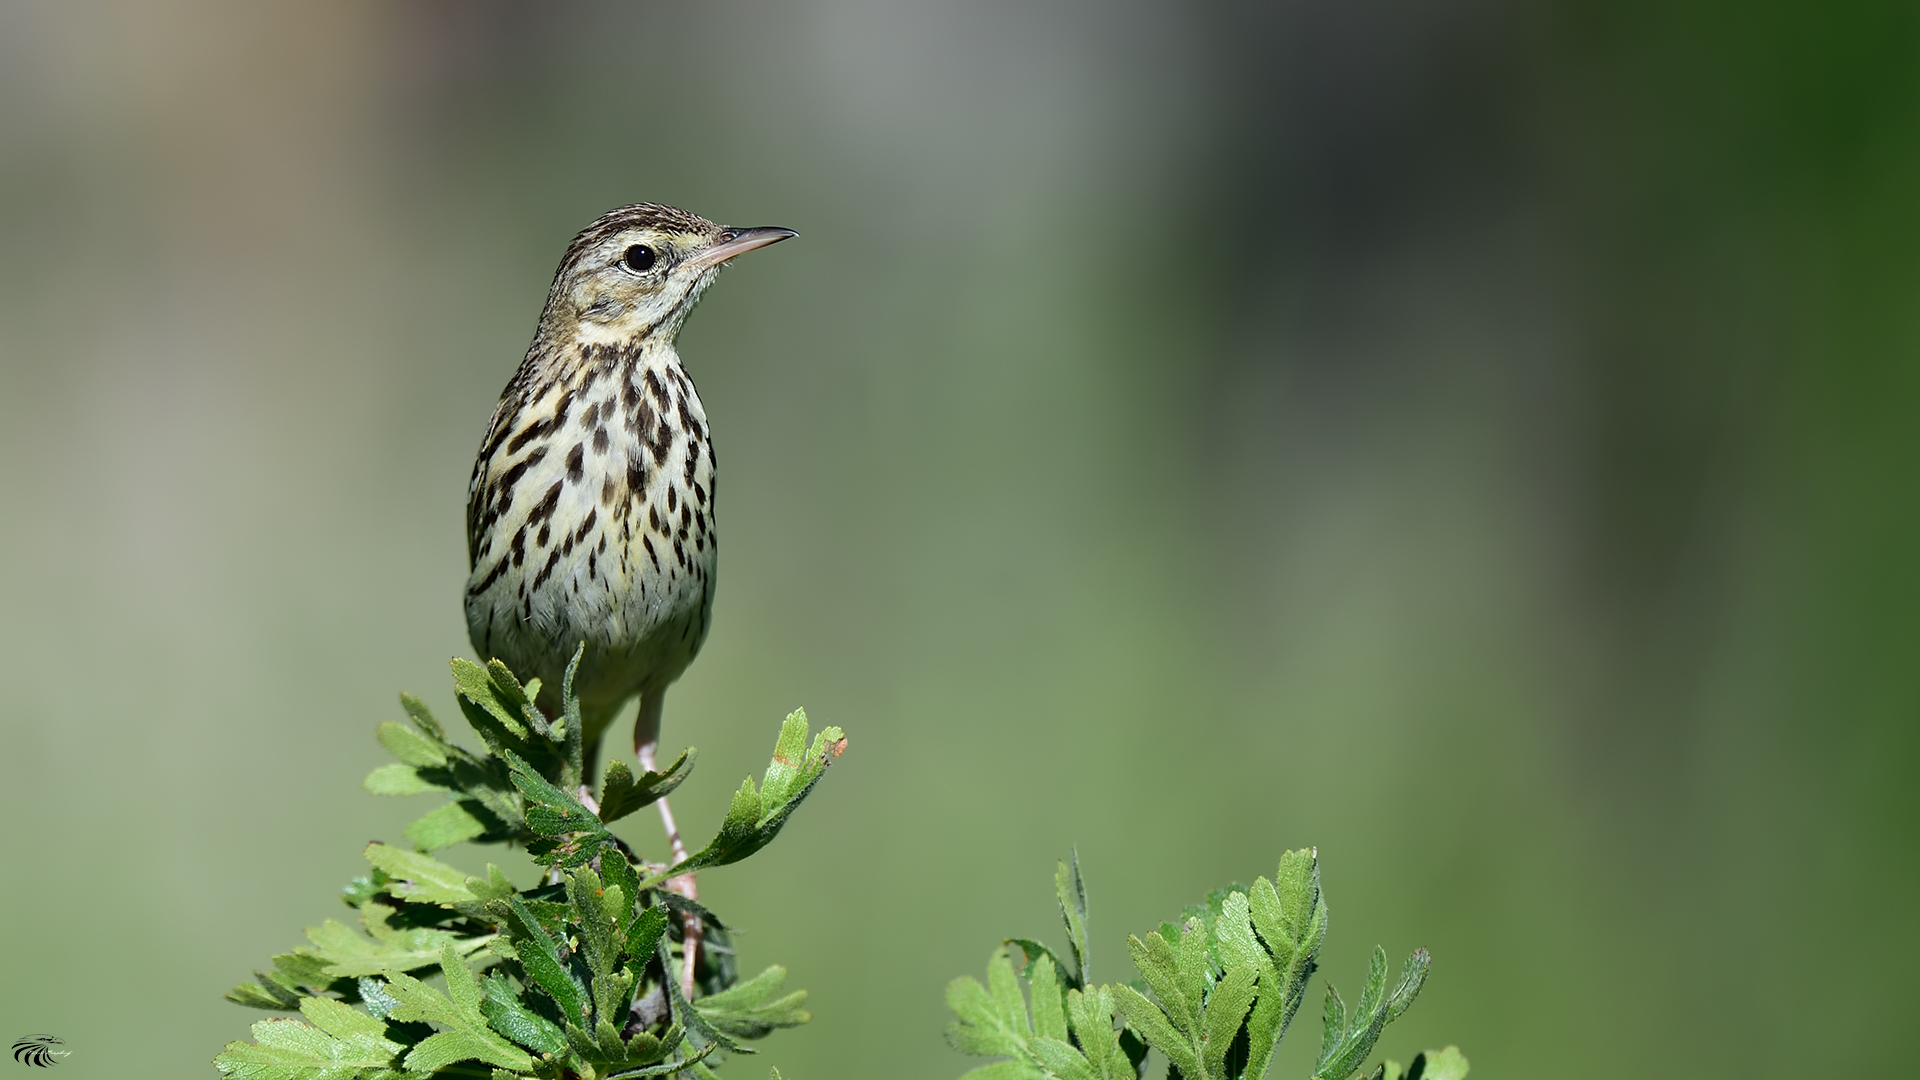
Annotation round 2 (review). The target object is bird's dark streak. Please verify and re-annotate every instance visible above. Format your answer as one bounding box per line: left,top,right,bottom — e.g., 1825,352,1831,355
490,449,544,509
601,478,618,507
676,395,701,441
531,548,562,591
593,426,610,454
667,486,678,512
469,556,510,595
511,525,528,566
649,505,661,531
581,402,600,429
529,482,563,526
575,508,597,541
622,369,643,416
566,444,585,483
643,534,660,569
626,460,646,499
537,522,551,548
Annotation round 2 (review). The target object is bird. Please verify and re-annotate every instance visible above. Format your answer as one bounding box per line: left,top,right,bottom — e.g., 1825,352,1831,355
463,203,795,989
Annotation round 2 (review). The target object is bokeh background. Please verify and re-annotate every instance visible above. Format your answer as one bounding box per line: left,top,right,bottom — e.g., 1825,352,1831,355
2,1,1917,1076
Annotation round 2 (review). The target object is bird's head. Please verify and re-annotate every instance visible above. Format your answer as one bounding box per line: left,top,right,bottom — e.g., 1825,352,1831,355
541,203,796,346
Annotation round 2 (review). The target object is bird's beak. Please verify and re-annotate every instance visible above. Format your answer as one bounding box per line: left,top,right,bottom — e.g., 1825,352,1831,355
685,226,798,272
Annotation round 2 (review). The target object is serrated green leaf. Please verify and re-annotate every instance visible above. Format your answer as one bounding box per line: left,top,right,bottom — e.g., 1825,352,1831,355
451,657,530,739
628,903,670,964
1383,950,1429,1025
1414,1046,1469,1080
695,965,811,1040
1172,918,1209,1030
653,714,845,881
466,863,516,903
398,691,445,740
1313,949,1430,1080
1056,852,1089,985
363,843,476,905
401,800,490,850
567,866,632,1026
1201,961,1257,1079
477,971,567,1056
1028,1037,1099,1080
375,721,447,768
1125,931,1190,1035
757,712,812,807
502,748,605,841
1027,954,1068,1043
1065,986,1130,1080
213,996,406,1080
502,893,587,1023
1110,982,1199,1080
298,902,490,979
386,945,533,1073
363,762,445,797
224,973,302,1011
599,750,694,824
662,941,751,1056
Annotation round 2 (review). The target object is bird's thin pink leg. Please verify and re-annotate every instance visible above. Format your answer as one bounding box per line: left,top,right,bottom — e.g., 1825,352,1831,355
636,692,701,1001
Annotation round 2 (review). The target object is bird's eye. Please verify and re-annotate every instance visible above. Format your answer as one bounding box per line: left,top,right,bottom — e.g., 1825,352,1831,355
622,244,657,273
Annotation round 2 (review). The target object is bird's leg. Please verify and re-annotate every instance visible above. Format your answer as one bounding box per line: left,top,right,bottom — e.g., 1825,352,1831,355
635,691,701,1001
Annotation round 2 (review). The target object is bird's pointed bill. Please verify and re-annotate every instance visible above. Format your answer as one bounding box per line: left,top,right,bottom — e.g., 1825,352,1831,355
685,226,798,272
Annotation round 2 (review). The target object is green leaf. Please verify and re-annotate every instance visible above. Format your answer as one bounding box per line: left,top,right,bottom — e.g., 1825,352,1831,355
363,843,476,905
1409,1046,1469,1080
1125,930,1192,1036
213,996,406,1080
945,952,1027,1059
500,893,588,1023
1026,955,1068,1043
1056,852,1090,985
502,748,607,848
398,691,445,740
1313,949,1430,1080
450,657,532,739
696,965,811,1040
599,749,695,824
1110,982,1199,1080
386,945,534,1073
223,972,303,1012
1200,962,1257,1079
401,800,490,851
1065,985,1132,1080
480,971,567,1056
653,713,845,880
376,721,446,768
298,902,491,979
363,762,445,797
628,903,670,964
567,866,635,1027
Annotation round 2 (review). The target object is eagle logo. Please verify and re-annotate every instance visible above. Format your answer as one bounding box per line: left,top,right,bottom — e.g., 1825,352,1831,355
10,1036,67,1067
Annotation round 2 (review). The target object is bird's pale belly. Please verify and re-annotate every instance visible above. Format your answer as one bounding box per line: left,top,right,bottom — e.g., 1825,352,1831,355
465,351,717,740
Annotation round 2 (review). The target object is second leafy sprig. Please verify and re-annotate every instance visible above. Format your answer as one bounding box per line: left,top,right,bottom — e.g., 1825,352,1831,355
216,651,845,1080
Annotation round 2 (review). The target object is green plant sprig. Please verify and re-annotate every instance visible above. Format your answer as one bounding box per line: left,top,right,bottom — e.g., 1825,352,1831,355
216,651,844,1080
946,852,1465,1080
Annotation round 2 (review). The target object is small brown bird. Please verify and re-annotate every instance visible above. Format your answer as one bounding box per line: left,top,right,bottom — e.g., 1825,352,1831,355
463,204,794,986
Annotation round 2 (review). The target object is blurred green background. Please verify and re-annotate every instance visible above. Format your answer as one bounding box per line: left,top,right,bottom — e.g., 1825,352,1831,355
2,1,1916,1076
